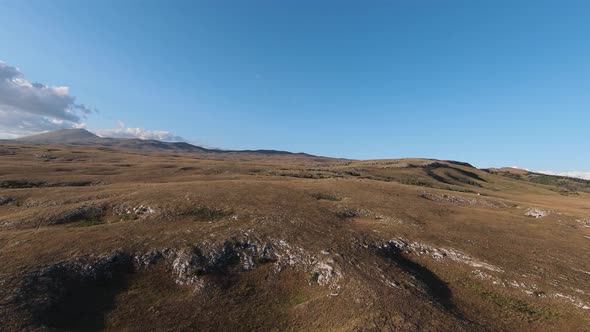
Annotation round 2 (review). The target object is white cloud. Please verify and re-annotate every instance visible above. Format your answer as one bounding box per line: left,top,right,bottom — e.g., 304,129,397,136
537,171,590,180
509,165,590,180
510,166,529,171
94,120,184,142
0,61,91,138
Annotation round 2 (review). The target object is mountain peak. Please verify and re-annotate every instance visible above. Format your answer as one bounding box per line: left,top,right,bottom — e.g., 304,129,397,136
16,129,99,143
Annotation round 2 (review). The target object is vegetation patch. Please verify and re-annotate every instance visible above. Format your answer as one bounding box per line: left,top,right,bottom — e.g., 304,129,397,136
177,166,198,172
399,177,433,187
288,291,311,306
0,180,46,189
182,206,232,222
463,280,558,319
335,208,372,219
52,206,105,226
71,217,105,227
0,180,94,189
344,170,361,177
335,209,359,219
311,192,343,201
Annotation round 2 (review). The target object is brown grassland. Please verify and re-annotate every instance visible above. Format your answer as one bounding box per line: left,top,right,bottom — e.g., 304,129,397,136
0,143,589,331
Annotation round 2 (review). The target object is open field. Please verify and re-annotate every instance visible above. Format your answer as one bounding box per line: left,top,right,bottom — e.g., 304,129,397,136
0,143,589,331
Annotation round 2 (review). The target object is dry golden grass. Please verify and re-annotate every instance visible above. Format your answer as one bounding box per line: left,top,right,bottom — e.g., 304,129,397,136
0,143,589,331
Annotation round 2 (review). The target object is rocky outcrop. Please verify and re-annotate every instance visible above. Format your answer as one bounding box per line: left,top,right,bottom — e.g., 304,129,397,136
419,192,507,208
525,208,549,218
377,238,503,272
113,203,156,219
5,236,346,330
140,239,343,292
169,241,274,288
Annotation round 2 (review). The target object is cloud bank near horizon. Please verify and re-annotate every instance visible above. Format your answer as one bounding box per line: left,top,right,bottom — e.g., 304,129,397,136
510,166,590,180
0,61,91,138
537,170,590,181
0,61,185,142
94,120,185,142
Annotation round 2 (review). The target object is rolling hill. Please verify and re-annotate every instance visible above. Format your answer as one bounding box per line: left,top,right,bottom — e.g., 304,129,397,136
0,140,589,331
5,129,318,157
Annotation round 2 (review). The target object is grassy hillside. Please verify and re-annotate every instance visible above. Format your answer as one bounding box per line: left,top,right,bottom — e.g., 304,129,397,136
0,144,589,331
486,167,590,195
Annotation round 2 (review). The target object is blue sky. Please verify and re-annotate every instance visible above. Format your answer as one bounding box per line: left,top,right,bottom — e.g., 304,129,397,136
0,1,589,173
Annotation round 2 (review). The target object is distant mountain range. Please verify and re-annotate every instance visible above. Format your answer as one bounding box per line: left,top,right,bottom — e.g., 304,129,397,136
2,129,317,157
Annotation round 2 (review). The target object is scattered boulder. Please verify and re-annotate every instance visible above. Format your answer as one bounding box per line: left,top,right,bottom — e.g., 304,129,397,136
525,208,549,218
311,258,342,288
